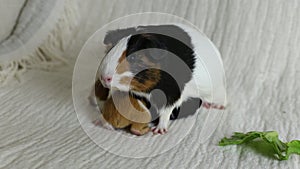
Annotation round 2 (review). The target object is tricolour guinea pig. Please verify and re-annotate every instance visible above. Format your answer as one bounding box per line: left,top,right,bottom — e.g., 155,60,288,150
99,24,227,134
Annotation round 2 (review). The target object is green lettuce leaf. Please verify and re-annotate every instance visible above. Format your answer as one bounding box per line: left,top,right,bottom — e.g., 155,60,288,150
219,131,300,160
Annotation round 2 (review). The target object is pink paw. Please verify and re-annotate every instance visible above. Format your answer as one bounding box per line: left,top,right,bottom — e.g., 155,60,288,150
93,119,102,126
151,127,168,135
93,119,114,130
202,102,225,109
130,129,143,136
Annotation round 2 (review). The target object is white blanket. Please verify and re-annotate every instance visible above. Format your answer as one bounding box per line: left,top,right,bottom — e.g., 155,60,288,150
0,0,77,85
0,0,26,42
0,0,299,168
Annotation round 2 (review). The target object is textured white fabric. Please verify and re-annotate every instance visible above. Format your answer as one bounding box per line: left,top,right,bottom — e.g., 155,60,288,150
0,0,300,168
0,0,26,42
0,0,78,85
0,0,60,61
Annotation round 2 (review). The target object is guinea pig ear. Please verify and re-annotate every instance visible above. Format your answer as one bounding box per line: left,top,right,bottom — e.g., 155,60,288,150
103,27,136,47
141,34,168,61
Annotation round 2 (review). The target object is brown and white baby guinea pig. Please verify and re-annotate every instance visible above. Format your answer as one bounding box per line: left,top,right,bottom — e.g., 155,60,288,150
95,79,151,136
102,91,151,136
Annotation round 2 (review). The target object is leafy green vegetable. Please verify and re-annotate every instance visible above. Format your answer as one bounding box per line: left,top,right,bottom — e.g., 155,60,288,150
219,131,300,160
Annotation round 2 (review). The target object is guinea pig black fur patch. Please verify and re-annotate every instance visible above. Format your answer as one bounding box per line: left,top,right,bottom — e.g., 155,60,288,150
125,25,196,107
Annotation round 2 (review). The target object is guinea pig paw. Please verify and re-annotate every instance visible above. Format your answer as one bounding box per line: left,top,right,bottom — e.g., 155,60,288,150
93,119,102,126
202,102,225,110
93,119,114,130
102,123,115,130
130,129,143,136
151,125,168,135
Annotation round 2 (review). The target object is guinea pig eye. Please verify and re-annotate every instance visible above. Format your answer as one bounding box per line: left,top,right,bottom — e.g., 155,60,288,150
127,54,138,62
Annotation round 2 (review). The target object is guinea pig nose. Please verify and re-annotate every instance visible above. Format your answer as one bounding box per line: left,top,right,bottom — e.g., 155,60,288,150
102,76,112,83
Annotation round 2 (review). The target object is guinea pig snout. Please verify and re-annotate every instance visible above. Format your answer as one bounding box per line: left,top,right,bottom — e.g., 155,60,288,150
100,75,112,87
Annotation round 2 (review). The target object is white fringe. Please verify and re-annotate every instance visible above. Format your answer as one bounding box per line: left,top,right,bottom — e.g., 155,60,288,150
0,0,79,85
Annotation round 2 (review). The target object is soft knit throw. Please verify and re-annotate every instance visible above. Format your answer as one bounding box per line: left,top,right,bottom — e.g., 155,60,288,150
0,0,78,85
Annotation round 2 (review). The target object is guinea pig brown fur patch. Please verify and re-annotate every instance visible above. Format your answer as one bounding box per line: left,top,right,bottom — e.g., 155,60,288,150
117,51,161,92
101,91,151,135
119,68,161,92
130,68,161,92
95,79,109,100
116,51,130,74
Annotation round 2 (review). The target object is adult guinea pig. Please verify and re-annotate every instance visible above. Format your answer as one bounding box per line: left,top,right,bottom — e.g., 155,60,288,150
99,24,226,134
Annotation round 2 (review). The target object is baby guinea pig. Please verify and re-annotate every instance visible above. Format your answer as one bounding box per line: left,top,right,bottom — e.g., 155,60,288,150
99,24,227,134
94,79,151,135
102,91,151,136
